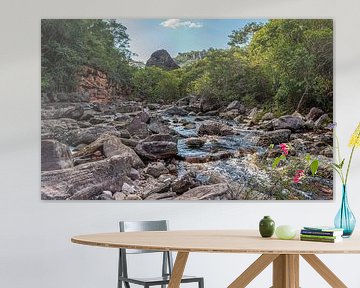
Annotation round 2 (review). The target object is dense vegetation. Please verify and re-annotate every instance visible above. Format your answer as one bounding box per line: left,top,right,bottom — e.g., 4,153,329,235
41,19,133,92
41,19,333,114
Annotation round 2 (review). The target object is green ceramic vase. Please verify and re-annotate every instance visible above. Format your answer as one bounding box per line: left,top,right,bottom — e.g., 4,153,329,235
259,216,275,238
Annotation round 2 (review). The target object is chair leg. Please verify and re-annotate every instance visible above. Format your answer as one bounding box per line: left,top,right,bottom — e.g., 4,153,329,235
199,278,204,288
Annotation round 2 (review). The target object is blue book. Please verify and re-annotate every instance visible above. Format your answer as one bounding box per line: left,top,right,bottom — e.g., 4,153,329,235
302,226,343,237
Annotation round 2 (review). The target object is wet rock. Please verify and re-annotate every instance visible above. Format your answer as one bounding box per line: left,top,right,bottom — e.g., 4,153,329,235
135,141,178,160
271,115,305,132
315,114,331,129
41,140,73,171
306,107,324,122
261,112,274,121
185,151,233,163
176,183,230,200
164,106,188,116
144,134,177,143
252,129,291,146
41,155,131,200
171,174,196,194
200,97,220,112
145,162,169,178
146,49,179,70
185,138,206,148
148,118,171,134
226,100,246,113
198,121,233,136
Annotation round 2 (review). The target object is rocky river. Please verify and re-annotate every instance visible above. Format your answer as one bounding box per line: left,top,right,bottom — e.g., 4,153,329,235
41,92,333,200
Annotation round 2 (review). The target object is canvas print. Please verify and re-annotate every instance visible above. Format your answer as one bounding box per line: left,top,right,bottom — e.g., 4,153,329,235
41,19,333,200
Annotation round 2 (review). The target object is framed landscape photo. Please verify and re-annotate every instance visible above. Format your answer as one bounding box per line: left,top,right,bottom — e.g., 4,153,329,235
41,19,333,200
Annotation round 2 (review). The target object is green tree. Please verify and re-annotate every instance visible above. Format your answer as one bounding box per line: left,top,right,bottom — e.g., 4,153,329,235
228,22,264,47
248,19,333,113
132,67,181,102
41,19,132,92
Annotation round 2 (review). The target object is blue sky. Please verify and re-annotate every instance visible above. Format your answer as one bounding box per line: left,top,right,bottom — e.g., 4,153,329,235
119,19,268,62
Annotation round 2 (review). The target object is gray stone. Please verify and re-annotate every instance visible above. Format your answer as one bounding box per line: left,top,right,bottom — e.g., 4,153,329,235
145,162,169,178
176,183,230,200
252,129,292,146
41,155,131,200
271,115,305,132
306,107,324,122
41,139,73,171
135,141,178,160
198,121,233,136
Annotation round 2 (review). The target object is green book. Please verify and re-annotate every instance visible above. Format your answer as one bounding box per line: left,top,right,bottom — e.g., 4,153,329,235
300,234,339,240
300,236,342,243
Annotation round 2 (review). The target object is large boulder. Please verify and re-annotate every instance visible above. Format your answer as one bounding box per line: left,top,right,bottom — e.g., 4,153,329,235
146,49,179,70
41,140,73,171
306,107,324,122
144,162,169,178
315,114,331,129
135,141,178,160
163,106,188,116
148,118,171,134
41,105,84,120
252,129,291,146
41,155,131,200
271,115,305,132
226,100,246,114
200,97,220,112
127,116,149,139
73,134,144,168
176,183,230,200
198,121,233,136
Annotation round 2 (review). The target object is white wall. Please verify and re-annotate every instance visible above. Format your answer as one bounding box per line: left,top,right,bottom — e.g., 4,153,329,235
1,0,360,287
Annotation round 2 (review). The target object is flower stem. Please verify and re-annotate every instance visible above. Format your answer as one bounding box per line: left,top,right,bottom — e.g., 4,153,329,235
345,145,356,186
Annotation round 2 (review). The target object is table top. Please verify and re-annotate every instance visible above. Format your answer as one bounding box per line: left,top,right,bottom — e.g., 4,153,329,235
71,230,360,254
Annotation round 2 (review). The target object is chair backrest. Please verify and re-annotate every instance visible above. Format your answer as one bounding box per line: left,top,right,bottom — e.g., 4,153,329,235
118,220,173,283
119,220,169,254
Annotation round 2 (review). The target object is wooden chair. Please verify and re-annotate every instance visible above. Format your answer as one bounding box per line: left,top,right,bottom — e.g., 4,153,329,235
118,220,204,288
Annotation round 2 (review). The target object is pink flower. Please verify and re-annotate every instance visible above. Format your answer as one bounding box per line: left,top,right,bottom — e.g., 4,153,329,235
293,170,305,183
279,143,289,155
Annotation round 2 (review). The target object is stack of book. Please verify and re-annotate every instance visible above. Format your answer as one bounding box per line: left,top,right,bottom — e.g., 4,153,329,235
300,226,344,243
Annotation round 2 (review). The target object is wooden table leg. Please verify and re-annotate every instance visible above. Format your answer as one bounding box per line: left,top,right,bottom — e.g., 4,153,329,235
228,254,279,288
168,252,189,288
301,254,347,288
272,254,299,288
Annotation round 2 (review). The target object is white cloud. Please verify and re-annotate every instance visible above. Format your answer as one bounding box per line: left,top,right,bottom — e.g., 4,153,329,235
160,19,203,29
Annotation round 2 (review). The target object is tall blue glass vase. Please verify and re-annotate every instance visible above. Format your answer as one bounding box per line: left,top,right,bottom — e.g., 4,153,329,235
334,185,356,237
